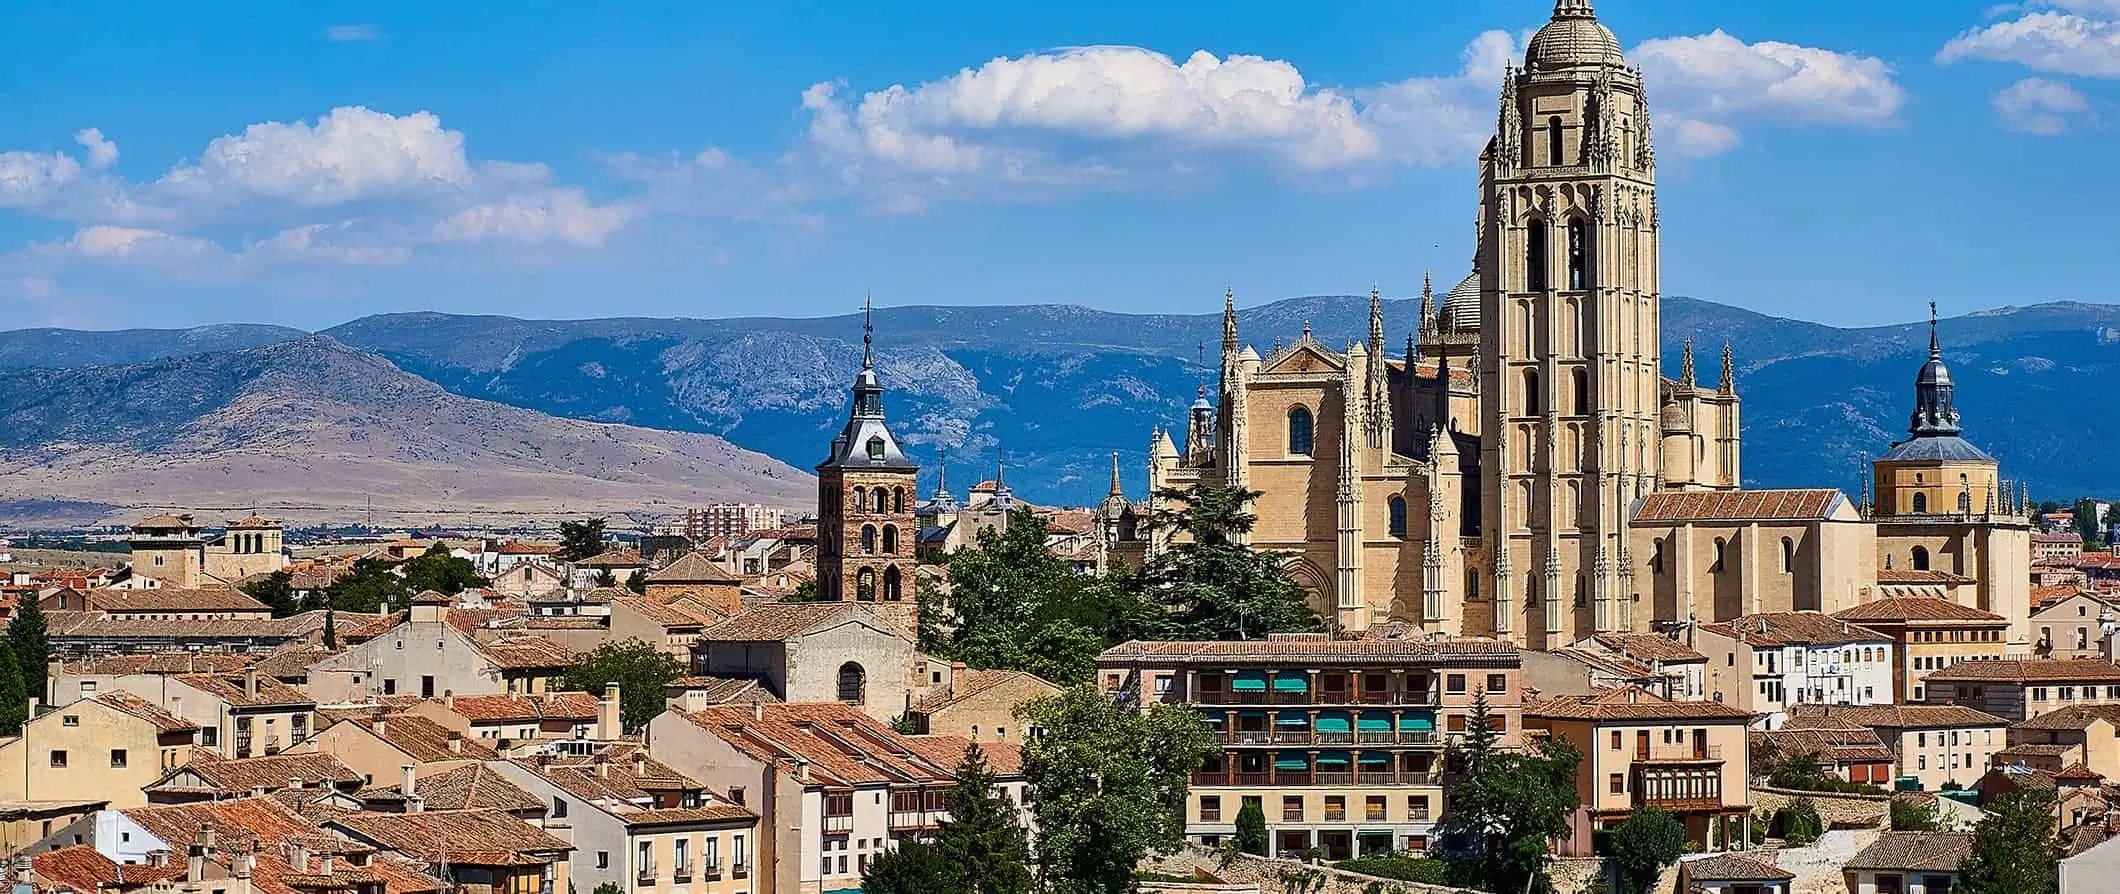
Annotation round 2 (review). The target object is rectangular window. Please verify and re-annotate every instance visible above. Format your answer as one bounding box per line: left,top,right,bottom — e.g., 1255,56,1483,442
1609,773,1624,794
597,853,609,870
1407,795,1430,820
1446,714,1468,732
1365,795,1386,821
62,715,79,727
674,839,689,876
383,679,398,695
1446,674,1467,694
422,676,436,698
639,841,654,877
49,750,66,768
1154,675,1173,695
1486,674,1508,693
1610,731,1622,750
1324,796,1346,821
1282,795,1304,822
1199,796,1221,822
110,749,127,768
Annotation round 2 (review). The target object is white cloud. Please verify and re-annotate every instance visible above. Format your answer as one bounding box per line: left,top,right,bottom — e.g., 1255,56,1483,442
325,24,382,42
74,128,117,169
431,188,632,247
63,225,220,263
1633,30,1903,157
249,222,412,265
1939,10,2120,77
1353,30,1518,167
1994,76,2093,132
156,106,486,206
0,148,84,209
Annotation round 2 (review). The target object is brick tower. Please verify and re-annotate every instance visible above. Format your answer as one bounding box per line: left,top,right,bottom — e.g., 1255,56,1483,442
815,300,919,601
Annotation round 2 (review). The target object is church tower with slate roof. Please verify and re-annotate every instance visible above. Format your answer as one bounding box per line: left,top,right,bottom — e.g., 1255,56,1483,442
815,300,919,602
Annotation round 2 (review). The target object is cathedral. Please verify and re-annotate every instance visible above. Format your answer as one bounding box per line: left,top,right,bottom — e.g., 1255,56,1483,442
1145,0,2031,649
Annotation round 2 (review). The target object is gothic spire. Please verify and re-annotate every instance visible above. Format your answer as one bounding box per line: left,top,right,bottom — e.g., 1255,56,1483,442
1929,300,1941,360
1221,287,1238,358
1417,271,1437,335
1368,285,1385,356
1679,339,1696,387
1109,451,1124,497
1718,341,1735,396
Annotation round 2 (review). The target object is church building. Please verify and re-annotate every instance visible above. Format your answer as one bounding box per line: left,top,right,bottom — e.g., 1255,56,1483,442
814,303,918,602
1145,0,2031,649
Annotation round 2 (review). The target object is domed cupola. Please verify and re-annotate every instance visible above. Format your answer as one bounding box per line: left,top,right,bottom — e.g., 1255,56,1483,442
1910,304,1961,438
1440,272,1482,333
1525,0,1626,71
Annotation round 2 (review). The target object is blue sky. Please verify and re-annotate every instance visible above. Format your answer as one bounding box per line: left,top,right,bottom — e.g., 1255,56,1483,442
1,0,2114,331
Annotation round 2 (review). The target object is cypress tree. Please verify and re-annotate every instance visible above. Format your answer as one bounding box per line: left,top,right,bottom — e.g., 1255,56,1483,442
0,640,28,733
8,596,49,712
1234,799,1269,856
933,744,1033,894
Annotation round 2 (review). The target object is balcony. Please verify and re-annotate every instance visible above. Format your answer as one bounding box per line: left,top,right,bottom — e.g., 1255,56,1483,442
636,869,657,886
1222,728,1440,747
889,810,945,831
1192,770,1230,786
732,864,749,880
1200,685,1433,707
1315,771,1356,786
1637,744,1723,764
672,866,692,884
702,865,722,882
1233,772,1271,786
822,813,854,834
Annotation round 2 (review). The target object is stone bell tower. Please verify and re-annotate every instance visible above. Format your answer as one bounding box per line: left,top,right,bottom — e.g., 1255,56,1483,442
1478,0,1662,647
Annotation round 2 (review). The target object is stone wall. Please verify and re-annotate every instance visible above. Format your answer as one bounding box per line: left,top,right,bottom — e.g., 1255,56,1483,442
1139,846,1477,894
1750,784,1891,830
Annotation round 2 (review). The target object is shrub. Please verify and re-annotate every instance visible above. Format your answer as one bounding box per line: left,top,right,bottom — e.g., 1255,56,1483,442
1779,798,1824,846
1331,854,1453,886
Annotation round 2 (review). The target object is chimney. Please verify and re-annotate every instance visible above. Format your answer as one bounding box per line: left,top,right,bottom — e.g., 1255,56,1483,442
288,775,302,791
287,840,309,873
244,667,259,700
631,750,647,776
751,701,765,723
235,850,254,880
147,851,170,868
596,755,611,778
200,826,215,851
372,711,387,738
186,845,205,883
444,691,455,710
400,765,417,798
796,758,811,784
447,731,464,754
599,683,622,739
319,854,335,875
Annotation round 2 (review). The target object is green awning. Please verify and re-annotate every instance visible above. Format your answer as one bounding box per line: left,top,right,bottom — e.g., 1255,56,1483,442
1399,713,1435,731
1274,754,1310,771
1272,675,1310,693
1358,751,1391,766
1315,713,1352,733
1232,671,1268,691
1275,712,1309,727
1201,713,1226,725
1356,715,1392,732
1316,751,1351,766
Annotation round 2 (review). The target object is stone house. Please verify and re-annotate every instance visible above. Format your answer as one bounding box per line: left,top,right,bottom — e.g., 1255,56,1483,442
0,692,199,808
111,669,316,758
308,594,573,703
689,602,939,725
286,712,493,787
1842,831,1971,894
903,667,1060,744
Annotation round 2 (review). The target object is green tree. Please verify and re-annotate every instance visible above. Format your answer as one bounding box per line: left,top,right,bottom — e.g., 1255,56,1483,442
1436,700,1582,894
1019,685,1217,894
1136,484,1321,639
861,839,953,894
933,509,1153,685
325,557,410,614
1891,797,1941,832
1959,788,2059,894
241,570,301,617
594,568,618,588
624,568,647,595
7,595,49,712
400,542,488,596
2072,498,2106,550
1233,799,1268,856
1608,809,1685,894
1778,797,1823,846
933,744,1034,894
591,884,623,894
561,639,684,733
558,518,609,562
0,640,26,733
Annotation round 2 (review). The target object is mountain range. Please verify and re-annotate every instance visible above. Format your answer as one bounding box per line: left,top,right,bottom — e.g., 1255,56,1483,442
1,295,2113,527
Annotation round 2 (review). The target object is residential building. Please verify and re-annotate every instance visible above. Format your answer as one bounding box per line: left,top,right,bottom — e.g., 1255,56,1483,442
29,796,321,867
1524,632,1708,701
1526,686,1754,854
2033,589,2119,660
43,609,351,657
327,809,572,894
287,712,493,787
648,702,1025,894
686,504,786,543
2036,531,2085,561
903,668,1061,744
640,552,744,619
112,669,316,758
49,652,256,705
570,550,647,591
609,595,721,659
690,601,936,725
1829,597,2009,702
406,690,610,746
0,800,105,856
1096,634,1521,859
814,306,918,604
354,762,545,817
491,562,567,600
142,752,363,803
1750,724,1894,786
40,587,273,621
309,593,574,702
478,541,563,576
0,692,199,808
490,745,758,894
1692,612,1895,729
1784,704,2008,792
2003,704,2120,781
1921,658,2120,722
1842,831,1971,894
1680,854,1793,894
27,838,243,894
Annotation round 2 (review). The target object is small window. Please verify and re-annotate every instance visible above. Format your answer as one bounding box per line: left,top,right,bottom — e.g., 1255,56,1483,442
1287,407,1315,457
1547,116,1564,166
1912,546,1930,572
553,797,568,818
1486,674,1508,693
598,853,609,870
49,750,67,768
62,715,79,727
1781,537,1795,574
865,437,885,460
1388,497,1407,537
1609,773,1624,794
110,749,127,768
1710,538,1727,573
1914,493,1928,513
1446,674,1467,694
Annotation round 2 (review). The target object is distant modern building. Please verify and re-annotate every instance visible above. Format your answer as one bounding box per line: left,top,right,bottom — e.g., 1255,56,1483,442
685,504,786,543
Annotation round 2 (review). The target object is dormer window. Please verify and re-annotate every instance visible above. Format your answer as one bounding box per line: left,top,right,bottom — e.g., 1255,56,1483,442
866,437,885,460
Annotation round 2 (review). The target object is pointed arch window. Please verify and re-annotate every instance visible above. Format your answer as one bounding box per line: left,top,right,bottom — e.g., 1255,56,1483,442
1710,538,1727,573
1287,407,1315,457
872,488,888,514
1547,116,1564,166
855,567,876,601
1912,546,1930,571
883,565,903,601
1650,538,1665,575
1388,496,1407,538
1572,369,1589,415
1522,369,1542,417
1567,218,1589,291
892,487,906,514
1526,222,1549,292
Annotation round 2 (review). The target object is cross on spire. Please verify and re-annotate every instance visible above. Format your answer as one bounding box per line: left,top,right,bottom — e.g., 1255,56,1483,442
861,294,875,367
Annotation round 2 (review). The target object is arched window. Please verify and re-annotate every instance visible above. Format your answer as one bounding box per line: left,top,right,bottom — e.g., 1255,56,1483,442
861,525,878,554
856,567,877,601
1710,538,1727,573
1913,493,1928,513
1547,116,1564,166
1522,369,1541,416
1781,537,1795,574
1526,221,1549,292
1567,218,1589,290
850,487,866,512
883,565,902,601
892,487,905,514
882,525,898,554
837,662,867,705
872,488,888,514
1572,369,1589,415
1287,407,1314,456
1958,491,1972,514
1650,538,1665,575
1912,546,1930,571
1388,497,1407,537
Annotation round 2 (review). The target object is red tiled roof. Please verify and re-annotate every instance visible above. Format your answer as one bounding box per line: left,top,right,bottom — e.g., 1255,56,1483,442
32,845,188,891
59,652,255,676
439,692,600,723
573,549,645,568
122,796,321,853
80,587,271,613
646,551,740,585
1846,832,1973,872
676,703,1020,787
614,595,720,627
359,763,543,814
2012,704,2120,731
91,691,200,733
1587,633,1706,663
160,752,363,793
328,810,571,865
701,602,910,643
337,714,495,762
1632,489,1843,522
1526,686,1752,722
472,634,575,669
1875,569,1978,585
1699,612,1891,647
176,672,315,708
1098,635,1520,666
1832,597,2005,623
1924,658,2120,684
1787,703,2007,730
911,669,1059,714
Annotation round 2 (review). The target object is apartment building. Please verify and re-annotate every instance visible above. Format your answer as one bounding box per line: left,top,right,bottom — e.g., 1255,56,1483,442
1094,634,1521,860
492,745,759,894
1693,612,1895,729
1829,597,2009,701
1785,704,2008,791
112,669,316,758
686,504,786,543
1525,686,1755,854
0,692,199,808
2032,590,2119,660
1922,658,2120,723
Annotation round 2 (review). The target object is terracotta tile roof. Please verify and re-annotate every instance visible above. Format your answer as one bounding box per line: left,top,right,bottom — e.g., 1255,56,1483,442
2032,586,2095,610
573,549,646,568
2012,704,2120,731
1995,743,2078,759
2056,762,2103,783
92,691,200,733
1632,488,1844,522
1550,647,1657,679
1587,633,1705,663
1788,703,2008,729
328,809,571,865
341,714,495,762
164,752,363,793
359,764,543,813
676,703,1004,787
614,595,719,627
177,672,316,708
440,692,600,723
45,609,355,643
1041,509,1097,536
1925,658,2120,684
2035,532,2085,544
1698,612,1891,647
1875,569,1979,585
472,634,575,669
1832,597,2005,623
910,670,1058,714
31,845,188,891
123,796,322,853
316,697,420,724
253,646,336,680
700,602,911,643
1526,686,1752,722
667,676,780,703
647,551,741,585
492,542,561,556
1682,854,1793,882
901,735,1023,776
1751,726,1893,763
82,586,271,613
1097,635,1520,667
59,652,255,676
1845,832,1973,872
245,850,442,894
514,747,751,827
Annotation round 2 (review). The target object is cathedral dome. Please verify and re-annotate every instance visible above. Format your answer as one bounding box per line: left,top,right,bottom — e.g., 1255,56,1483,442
1441,272,1481,332
1659,401,1691,434
1525,1,1625,71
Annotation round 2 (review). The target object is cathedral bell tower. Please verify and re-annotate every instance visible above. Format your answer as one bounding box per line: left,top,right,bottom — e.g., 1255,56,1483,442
1478,0,1660,647
816,300,919,602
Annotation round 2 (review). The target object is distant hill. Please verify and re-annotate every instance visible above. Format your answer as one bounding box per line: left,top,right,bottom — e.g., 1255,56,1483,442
0,323,306,370
2,296,2113,515
0,336,811,527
